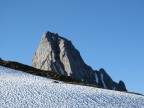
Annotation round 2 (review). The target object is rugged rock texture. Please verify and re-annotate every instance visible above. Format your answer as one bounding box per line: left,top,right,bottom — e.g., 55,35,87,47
0,58,2,61
32,31,127,91
95,68,127,91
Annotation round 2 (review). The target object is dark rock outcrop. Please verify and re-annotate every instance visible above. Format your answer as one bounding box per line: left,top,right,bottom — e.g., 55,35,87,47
0,58,2,61
96,68,127,91
32,31,127,91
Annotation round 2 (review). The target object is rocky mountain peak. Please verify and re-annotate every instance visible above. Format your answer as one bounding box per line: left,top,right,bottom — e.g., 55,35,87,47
32,31,127,91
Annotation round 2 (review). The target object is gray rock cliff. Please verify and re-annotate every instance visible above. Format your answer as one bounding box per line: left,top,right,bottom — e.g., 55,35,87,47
32,31,127,91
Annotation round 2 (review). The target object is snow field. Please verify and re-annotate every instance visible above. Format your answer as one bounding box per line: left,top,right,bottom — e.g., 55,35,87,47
0,66,144,108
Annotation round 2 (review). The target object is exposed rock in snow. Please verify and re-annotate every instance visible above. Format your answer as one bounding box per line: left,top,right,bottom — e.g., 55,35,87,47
0,66,144,108
32,31,127,91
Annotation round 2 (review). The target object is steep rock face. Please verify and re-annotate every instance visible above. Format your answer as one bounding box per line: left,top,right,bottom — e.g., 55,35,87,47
32,31,127,91
0,58,2,61
95,69,127,91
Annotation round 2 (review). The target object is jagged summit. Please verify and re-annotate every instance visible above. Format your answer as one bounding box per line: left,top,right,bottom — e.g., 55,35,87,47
44,31,66,39
32,31,127,91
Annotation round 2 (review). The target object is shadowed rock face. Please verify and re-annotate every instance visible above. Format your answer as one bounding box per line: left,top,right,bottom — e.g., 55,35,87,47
32,31,127,91
0,58,2,61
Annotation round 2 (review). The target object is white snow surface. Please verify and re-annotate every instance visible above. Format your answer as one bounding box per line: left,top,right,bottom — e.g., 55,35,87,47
95,72,99,83
0,66,144,108
101,73,107,89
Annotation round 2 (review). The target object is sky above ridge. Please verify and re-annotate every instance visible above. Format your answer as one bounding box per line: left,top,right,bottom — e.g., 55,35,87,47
0,0,144,94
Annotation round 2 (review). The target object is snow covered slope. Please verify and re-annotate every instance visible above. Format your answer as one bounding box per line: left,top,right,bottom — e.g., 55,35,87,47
0,66,144,108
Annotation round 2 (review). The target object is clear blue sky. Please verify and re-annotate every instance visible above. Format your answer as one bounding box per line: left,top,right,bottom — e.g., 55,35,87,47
0,0,144,94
